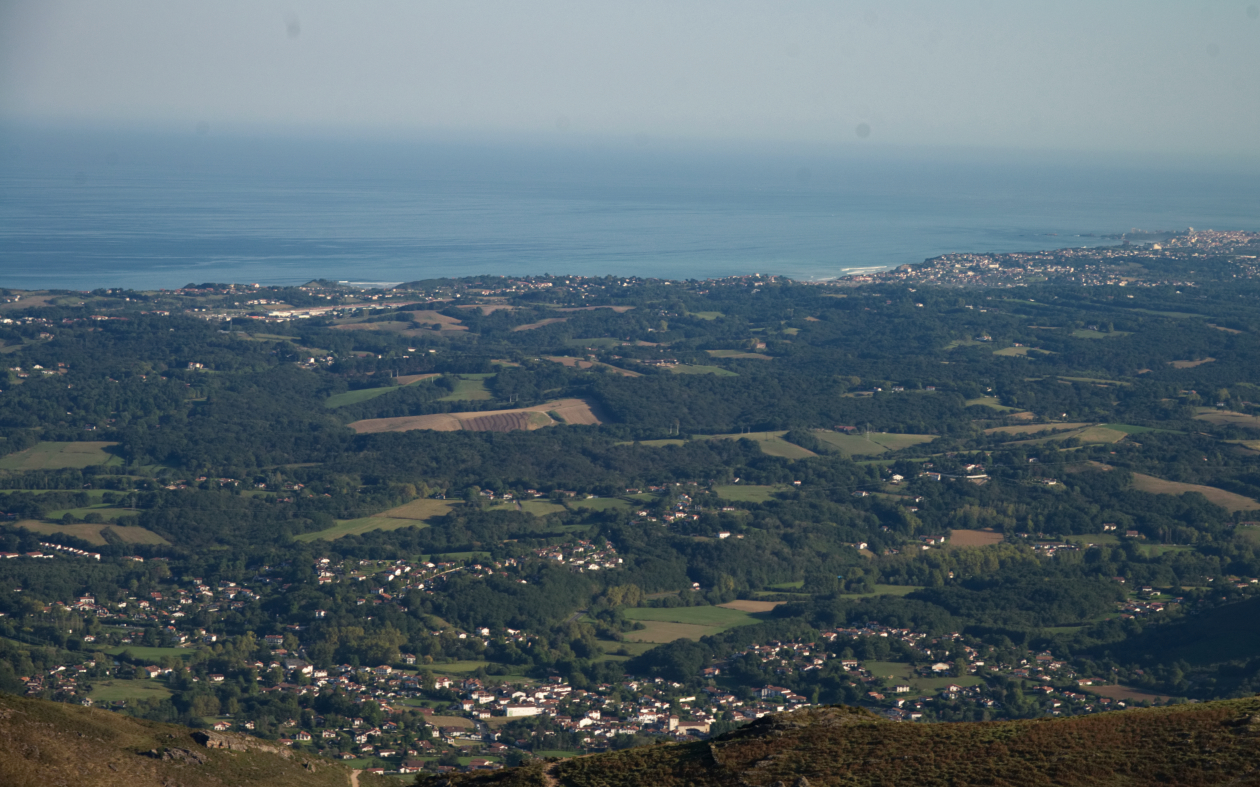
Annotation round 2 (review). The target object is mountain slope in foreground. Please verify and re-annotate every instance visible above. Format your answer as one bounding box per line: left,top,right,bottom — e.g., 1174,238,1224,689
431,701,1260,787
0,694,387,787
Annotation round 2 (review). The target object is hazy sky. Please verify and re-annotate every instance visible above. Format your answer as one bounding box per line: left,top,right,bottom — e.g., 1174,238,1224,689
2,1,1258,157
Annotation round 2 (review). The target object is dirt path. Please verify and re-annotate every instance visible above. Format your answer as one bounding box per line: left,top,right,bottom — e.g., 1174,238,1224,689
350,768,361,787
542,763,561,787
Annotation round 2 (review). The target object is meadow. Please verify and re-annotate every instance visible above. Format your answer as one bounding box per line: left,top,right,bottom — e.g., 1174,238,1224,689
704,431,815,459
622,605,762,643
0,441,121,470
712,484,786,503
812,430,936,457
88,679,174,704
9,521,168,546
1129,472,1260,512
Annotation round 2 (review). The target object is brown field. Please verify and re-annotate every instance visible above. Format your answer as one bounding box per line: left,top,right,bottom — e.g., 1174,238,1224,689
1085,684,1176,703
426,715,476,729
554,305,635,313
1168,357,1216,368
462,412,534,431
719,600,785,613
378,498,455,520
348,398,601,434
1130,472,1260,512
395,373,440,385
8,521,169,546
948,529,1005,547
512,317,568,331
985,423,1092,435
0,293,56,311
1208,323,1243,334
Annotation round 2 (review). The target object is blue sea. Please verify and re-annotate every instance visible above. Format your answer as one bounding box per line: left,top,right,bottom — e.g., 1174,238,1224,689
2,127,1258,291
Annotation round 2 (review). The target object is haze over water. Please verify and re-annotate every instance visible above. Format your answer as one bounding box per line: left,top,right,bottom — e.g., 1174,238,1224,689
1,129,1258,291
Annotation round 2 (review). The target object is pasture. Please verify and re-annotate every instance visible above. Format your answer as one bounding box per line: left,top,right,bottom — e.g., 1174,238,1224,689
1070,329,1132,339
1194,409,1260,428
437,375,493,401
948,529,1005,547
705,431,816,459
964,396,1020,412
1168,357,1215,369
294,516,428,542
718,600,785,613
1085,684,1177,703
713,485,785,503
568,497,633,513
380,498,456,521
1130,472,1260,512
9,521,168,546
706,350,772,360
512,317,568,331
0,441,121,471
88,679,173,704
668,364,738,376
347,398,600,434
622,605,762,643
324,375,437,408
812,430,936,457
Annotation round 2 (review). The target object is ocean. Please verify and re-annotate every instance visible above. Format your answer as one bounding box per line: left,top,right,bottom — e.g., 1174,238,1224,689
1,127,1258,291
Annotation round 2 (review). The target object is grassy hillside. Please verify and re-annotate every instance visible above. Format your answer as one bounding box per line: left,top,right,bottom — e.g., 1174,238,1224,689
0,694,388,787
427,700,1260,787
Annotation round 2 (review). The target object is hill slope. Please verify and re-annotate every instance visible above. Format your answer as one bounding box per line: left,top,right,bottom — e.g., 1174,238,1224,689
428,701,1260,787
0,694,385,787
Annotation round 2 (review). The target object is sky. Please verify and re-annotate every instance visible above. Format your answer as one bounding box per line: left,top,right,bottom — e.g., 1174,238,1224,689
1,1,1259,158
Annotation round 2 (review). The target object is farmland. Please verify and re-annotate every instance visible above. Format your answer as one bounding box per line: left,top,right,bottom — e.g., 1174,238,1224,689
87,679,174,704
622,605,762,643
704,431,816,459
948,529,1005,547
812,430,937,456
1130,472,1260,512
0,441,121,470
437,374,494,401
347,398,601,433
667,364,738,376
705,349,772,360
713,484,786,503
9,521,168,546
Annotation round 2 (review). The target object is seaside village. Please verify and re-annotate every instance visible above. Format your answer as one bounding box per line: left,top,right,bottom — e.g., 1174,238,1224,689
8,538,1255,778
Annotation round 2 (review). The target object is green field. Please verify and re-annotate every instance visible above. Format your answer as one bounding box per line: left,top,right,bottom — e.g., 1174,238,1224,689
517,500,567,516
88,679,173,703
620,439,687,448
705,431,816,459
668,364,738,376
103,645,192,660
689,312,724,320
706,349,771,360
567,497,633,512
324,378,436,408
812,430,936,457
294,516,427,541
8,521,168,546
625,605,758,628
564,337,622,348
713,484,785,503
850,584,924,598
0,441,122,470
964,396,1020,411
1071,329,1132,339
437,374,494,401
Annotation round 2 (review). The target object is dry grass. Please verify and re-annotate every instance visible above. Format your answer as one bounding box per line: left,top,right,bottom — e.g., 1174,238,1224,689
1130,472,1260,512
512,317,568,331
705,431,817,459
718,600,785,613
1208,323,1243,334
348,398,601,434
406,310,468,330
948,529,1005,547
554,305,635,312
